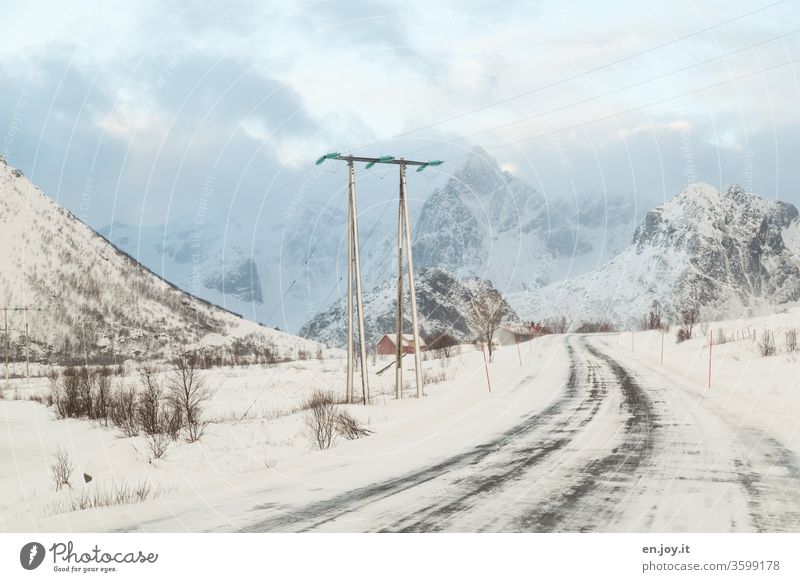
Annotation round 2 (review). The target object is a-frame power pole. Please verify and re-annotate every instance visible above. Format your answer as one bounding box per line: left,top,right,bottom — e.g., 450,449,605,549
316,153,442,401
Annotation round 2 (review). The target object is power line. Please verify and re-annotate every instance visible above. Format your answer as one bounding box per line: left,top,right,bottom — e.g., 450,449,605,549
264,178,397,327
221,0,790,233
443,56,800,162
349,0,790,151
400,26,800,158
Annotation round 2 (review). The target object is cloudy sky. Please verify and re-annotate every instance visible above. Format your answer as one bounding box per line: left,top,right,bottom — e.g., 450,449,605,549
1,0,798,230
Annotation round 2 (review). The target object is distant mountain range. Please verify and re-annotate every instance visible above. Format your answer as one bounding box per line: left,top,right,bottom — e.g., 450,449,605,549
101,147,642,337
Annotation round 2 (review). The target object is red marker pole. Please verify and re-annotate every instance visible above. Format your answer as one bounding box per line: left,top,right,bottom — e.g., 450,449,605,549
481,344,492,394
707,330,713,389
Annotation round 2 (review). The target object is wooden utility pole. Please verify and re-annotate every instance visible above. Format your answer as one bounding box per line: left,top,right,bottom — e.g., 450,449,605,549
348,160,370,405
316,152,442,402
3,308,7,388
395,170,405,399
399,161,424,398
25,320,29,380
346,167,355,404
2,306,42,386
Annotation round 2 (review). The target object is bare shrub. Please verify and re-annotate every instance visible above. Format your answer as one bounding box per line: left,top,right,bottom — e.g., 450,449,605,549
575,320,616,333
638,301,664,331
49,370,66,418
423,369,447,385
542,316,569,334
61,367,82,418
786,329,798,353
110,384,140,437
424,332,459,357
43,481,165,516
676,305,699,343
94,367,112,424
137,367,174,459
758,331,776,357
50,447,75,491
78,367,95,419
468,290,508,362
334,409,373,440
28,392,53,406
303,389,339,450
137,367,164,434
715,328,728,345
169,352,211,443
261,341,279,367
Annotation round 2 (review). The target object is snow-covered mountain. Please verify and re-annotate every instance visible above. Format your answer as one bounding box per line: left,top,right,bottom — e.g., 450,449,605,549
0,157,318,364
101,147,641,335
509,182,800,327
360,147,642,293
298,267,519,347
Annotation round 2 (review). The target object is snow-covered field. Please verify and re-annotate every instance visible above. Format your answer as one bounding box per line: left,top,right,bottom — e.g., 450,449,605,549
3,307,800,533
1,341,555,532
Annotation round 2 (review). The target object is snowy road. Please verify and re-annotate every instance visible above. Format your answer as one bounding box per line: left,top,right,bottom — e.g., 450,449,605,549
240,335,800,532
83,334,800,533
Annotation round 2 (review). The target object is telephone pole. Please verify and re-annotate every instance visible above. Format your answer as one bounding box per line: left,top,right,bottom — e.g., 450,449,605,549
316,153,442,401
2,306,42,387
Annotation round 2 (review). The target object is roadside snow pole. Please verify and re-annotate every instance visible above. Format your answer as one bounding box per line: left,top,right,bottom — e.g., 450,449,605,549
660,328,664,366
481,343,492,393
708,330,713,389
515,334,522,366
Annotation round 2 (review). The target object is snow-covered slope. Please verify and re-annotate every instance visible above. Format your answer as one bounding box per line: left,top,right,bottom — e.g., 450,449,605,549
0,158,318,363
299,267,519,347
509,182,800,327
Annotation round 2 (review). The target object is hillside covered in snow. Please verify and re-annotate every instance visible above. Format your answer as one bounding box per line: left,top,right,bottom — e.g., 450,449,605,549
509,182,800,327
0,158,318,364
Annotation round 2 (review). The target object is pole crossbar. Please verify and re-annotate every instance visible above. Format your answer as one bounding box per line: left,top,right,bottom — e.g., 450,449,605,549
332,155,434,166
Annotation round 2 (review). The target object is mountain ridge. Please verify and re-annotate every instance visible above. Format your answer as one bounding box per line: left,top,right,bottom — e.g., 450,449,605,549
508,181,800,327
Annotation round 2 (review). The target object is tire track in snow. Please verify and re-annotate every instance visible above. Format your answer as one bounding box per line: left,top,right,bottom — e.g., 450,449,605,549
384,338,611,532
245,336,654,532
589,336,800,533
512,342,657,532
243,341,581,532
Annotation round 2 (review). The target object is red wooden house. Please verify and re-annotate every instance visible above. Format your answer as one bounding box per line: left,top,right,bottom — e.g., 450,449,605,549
376,334,426,356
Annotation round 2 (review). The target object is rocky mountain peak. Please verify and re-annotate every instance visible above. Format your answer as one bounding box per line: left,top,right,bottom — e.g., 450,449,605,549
512,181,800,327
